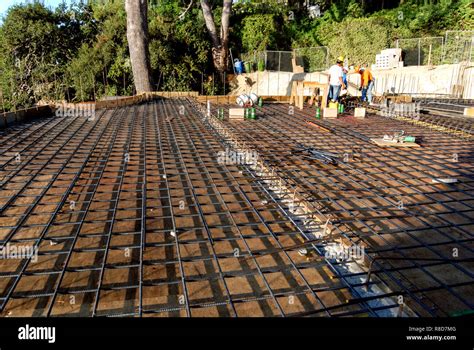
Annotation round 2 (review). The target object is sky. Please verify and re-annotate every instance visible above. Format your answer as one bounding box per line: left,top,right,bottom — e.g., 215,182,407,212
0,0,73,16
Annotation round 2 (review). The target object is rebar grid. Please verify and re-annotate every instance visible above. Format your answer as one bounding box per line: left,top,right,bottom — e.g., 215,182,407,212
203,101,474,317
0,100,367,317
192,100,406,317
345,100,474,139
0,99,472,317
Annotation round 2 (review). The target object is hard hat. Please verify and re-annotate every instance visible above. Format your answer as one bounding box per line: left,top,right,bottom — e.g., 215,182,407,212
337,56,344,62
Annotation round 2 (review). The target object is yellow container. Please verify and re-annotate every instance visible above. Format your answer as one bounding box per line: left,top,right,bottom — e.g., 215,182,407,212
328,101,338,109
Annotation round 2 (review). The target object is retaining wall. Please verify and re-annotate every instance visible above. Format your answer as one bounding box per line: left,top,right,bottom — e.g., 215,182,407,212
231,63,474,99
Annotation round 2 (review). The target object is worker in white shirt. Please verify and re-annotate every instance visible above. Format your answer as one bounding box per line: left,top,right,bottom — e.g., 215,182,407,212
327,56,346,104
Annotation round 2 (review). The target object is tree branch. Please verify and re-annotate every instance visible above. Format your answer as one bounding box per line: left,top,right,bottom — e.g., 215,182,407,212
178,0,193,21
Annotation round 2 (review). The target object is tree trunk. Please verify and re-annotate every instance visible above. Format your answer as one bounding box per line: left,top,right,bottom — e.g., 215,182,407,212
125,0,153,93
201,0,232,72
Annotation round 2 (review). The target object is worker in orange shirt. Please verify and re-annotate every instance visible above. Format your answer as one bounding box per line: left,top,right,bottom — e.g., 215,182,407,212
357,66,375,104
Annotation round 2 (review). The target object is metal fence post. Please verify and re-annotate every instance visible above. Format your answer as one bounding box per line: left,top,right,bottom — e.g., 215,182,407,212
278,51,281,95
418,38,421,66
443,31,449,63
326,47,329,70
470,35,474,63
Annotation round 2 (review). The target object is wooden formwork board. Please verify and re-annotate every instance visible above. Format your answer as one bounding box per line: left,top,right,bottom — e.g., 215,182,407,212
52,92,199,111
0,106,55,129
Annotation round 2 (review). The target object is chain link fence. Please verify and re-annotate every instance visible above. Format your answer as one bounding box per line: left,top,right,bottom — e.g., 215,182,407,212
395,37,444,66
240,50,293,72
443,30,474,64
240,47,329,73
265,50,293,72
294,46,330,72
395,31,473,66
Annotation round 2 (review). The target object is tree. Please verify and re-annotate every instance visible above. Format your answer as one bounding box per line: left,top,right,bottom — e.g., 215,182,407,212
149,1,211,92
200,0,232,72
125,0,153,93
67,1,131,101
0,2,93,109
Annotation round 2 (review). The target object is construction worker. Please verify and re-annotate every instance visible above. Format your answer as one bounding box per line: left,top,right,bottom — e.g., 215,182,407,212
327,56,346,104
357,65,375,104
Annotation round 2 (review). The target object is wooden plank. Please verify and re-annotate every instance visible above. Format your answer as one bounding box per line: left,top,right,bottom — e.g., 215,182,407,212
229,108,245,120
371,138,420,147
289,81,298,105
297,82,304,109
304,119,331,132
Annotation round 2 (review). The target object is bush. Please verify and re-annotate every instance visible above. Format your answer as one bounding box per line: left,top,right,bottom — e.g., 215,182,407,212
241,14,278,52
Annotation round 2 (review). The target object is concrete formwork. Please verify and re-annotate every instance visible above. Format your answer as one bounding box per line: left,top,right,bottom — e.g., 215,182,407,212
232,63,474,99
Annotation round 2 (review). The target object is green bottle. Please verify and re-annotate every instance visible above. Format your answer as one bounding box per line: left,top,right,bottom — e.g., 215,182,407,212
316,107,321,119
249,108,256,119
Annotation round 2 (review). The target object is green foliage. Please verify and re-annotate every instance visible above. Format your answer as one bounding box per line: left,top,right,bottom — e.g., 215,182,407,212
66,0,129,100
0,2,95,109
149,4,211,91
241,14,278,52
290,0,473,68
295,47,328,72
0,0,472,111
319,17,392,65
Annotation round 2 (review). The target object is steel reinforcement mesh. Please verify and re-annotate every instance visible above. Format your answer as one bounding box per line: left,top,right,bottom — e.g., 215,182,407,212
0,99,473,317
